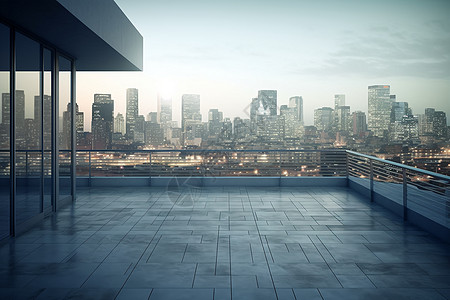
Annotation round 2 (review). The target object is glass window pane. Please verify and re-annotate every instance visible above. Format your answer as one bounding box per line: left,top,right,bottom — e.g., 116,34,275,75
43,48,52,210
15,32,41,225
0,23,10,239
59,56,71,199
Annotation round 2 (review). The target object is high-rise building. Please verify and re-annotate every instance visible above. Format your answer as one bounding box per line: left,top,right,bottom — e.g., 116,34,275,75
390,102,409,122
334,94,345,129
4,91,26,148
334,94,345,109
134,115,145,143
126,88,138,140
92,94,114,149
419,108,436,136
289,96,303,124
1,93,11,126
368,85,392,137
250,98,259,134
233,117,251,140
389,102,409,142
181,94,201,131
256,115,282,142
400,115,420,144
257,90,277,116
157,94,172,124
433,111,447,138
24,118,38,149
208,108,223,139
336,105,351,133
114,112,125,135
145,121,164,146
314,107,334,132
62,103,83,150
221,118,233,140
418,108,447,139
280,105,303,139
352,111,367,137
147,112,158,123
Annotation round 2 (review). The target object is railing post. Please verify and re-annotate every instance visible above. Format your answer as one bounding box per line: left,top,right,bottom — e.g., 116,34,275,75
279,151,282,182
369,159,374,202
345,151,349,181
402,168,407,221
25,151,28,177
88,151,91,187
148,152,151,187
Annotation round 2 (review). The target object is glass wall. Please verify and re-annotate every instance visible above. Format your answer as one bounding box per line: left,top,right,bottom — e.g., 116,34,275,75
58,56,72,200
0,23,10,239
0,20,75,239
43,49,53,211
15,32,42,225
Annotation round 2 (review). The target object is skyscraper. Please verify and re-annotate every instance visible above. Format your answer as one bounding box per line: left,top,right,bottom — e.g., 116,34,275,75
92,94,114,149
336,105,351,133
62,103,83,150
134,115,145,143
256,115,282,142
280,105,302,139
1,93,10,126
257,90,277,116
334,94,345,129
368,85,392,137
126,88,138,140
145,121,164,146
334,94,345,109
114,112,125,135
314,107,334,132
157,94,172,124
289,96,303,124
181,94,201,130
147,112,158,124
208,108,223,139
233,117,251,140
390,102,409,122
352,111,367,137
433,111,447,138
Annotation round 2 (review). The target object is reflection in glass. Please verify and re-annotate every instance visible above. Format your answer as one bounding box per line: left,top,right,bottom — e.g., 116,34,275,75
43,49,52,210
0,23,10,238
15,32,41,224
59,56,72,199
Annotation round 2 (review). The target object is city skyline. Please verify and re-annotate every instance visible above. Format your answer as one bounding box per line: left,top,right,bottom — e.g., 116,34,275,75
72,85,449,132
75,0,450,129
58,86,448,146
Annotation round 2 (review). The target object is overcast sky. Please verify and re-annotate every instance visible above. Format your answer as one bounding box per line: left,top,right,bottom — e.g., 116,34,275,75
77,0,450,130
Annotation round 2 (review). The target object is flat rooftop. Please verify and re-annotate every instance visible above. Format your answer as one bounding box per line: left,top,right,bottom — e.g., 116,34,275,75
0,186,449,299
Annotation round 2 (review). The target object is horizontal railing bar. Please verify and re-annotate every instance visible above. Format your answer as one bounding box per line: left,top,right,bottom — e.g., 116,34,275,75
347,150,450,181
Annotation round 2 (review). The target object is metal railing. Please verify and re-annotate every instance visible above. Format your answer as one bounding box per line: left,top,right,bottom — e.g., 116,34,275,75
0,150,70,177
347,150,450,228
75,149,347,178
1,148,448,232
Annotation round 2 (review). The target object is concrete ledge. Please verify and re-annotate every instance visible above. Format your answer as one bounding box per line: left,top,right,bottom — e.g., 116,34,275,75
407,209,450,243
281,177,347,187
348,177,371,198
348,177,450,243
76,176,348,187
373,192,404,217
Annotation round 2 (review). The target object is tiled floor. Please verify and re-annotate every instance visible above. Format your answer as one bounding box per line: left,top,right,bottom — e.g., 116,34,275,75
0,186,449,300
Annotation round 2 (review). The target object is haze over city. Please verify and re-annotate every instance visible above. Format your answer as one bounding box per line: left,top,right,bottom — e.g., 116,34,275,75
76,0,450,130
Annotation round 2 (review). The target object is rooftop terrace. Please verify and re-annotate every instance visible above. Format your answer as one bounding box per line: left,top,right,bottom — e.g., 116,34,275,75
1,186,449,300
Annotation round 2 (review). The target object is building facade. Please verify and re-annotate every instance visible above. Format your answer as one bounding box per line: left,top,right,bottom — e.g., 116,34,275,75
0,1,142,239
126,88,139,141
368,85,392,137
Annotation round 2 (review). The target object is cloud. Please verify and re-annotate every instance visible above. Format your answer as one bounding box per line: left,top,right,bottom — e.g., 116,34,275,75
290,25,450,79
